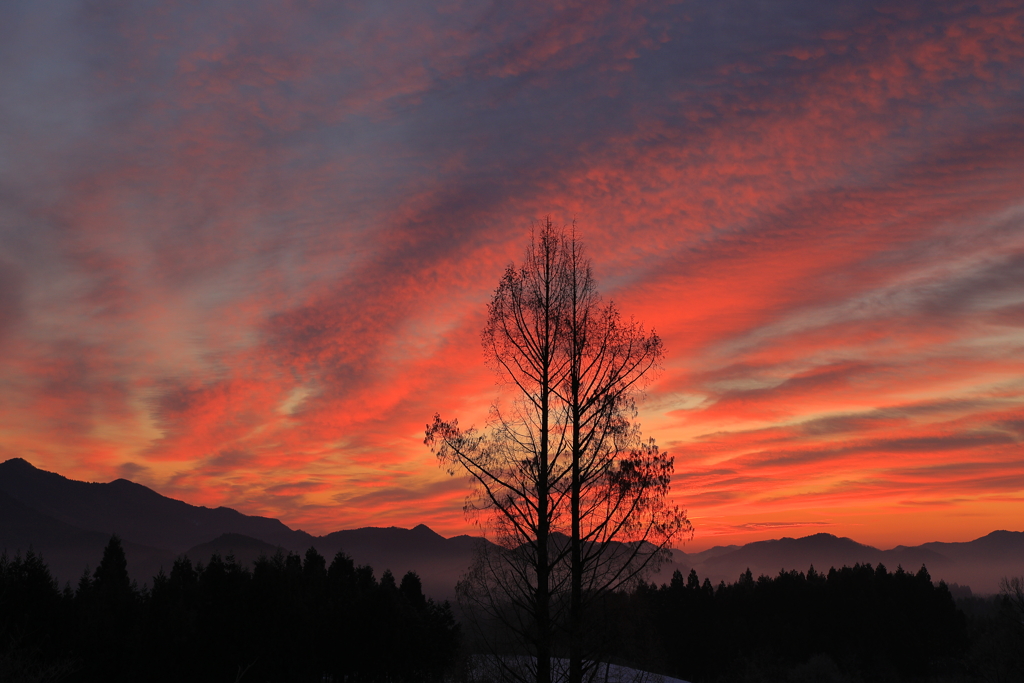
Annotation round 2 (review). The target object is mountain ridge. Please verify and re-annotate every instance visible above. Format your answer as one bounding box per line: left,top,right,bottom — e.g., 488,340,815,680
0,458,486,598
2,458,1021,596
658,529,1024,594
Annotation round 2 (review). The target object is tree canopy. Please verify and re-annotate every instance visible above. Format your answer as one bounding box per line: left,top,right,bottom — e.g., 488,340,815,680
427,220,690,683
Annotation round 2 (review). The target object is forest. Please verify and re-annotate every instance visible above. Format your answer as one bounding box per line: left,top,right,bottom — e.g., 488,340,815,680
3,536,1023,682
0,536,459,682
604,563,1024,683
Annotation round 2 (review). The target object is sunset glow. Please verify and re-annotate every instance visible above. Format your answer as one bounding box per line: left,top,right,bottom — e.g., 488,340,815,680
1,0,1022,551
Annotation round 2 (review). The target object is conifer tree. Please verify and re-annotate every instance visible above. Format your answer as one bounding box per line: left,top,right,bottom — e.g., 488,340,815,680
94,535,131,597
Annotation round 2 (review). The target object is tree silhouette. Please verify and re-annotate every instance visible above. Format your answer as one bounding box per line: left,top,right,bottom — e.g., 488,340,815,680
558,229,690,683
0,550,76,681
427,220,688,683
1001,575,1024,626
6,543,1014,683
427,221,573,683
93,535,130,598
71,535,139,679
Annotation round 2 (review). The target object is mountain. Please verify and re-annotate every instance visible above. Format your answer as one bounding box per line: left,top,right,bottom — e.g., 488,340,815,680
185,532,287,568
0,457,313,551
2,458,1021,596
314,524,484,599
0,458,483,598
0,485,175,584
702,533,884,573
656,530,1024,594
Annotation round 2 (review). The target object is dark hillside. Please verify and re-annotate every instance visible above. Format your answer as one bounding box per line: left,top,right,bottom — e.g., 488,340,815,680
4,458,1021,597
0,458,312,553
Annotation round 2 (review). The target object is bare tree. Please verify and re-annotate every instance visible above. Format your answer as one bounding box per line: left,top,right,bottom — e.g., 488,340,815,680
427,221,690,683
1001,575,1024,628
559,227,691,683
426,220,572,683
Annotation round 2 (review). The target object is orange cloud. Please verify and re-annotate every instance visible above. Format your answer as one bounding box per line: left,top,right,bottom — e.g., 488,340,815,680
1,0,1022,548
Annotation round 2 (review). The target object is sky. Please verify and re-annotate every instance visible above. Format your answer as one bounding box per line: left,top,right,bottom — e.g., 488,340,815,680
1,0,1022,551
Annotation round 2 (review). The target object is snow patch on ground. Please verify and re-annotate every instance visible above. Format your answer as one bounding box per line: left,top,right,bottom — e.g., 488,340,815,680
467,656,691,683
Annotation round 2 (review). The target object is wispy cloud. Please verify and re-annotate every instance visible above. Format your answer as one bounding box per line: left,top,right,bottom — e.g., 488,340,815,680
1,0,1022,548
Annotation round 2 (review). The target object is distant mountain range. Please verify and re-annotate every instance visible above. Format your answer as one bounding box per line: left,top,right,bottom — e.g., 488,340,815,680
0,458,481,598
655,530,1024,595
2,458,1021,597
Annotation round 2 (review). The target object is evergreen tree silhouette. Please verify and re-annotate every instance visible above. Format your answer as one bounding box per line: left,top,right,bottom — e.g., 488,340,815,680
399,570,426,606
93,534,131,598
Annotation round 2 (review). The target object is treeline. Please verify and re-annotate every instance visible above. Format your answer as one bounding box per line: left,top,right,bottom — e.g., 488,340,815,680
604,562,1024,683
0,536,459,683
6,543,1023,683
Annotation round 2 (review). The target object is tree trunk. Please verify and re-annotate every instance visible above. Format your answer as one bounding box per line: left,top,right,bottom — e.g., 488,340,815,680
537,365,552,683
569,314,583,683
536,240,555,683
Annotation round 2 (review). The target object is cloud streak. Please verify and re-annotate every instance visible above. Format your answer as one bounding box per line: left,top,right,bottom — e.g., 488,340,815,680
1,0,1022,550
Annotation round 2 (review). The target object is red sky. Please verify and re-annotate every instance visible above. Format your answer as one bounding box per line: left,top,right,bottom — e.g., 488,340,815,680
1,0,1022,551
